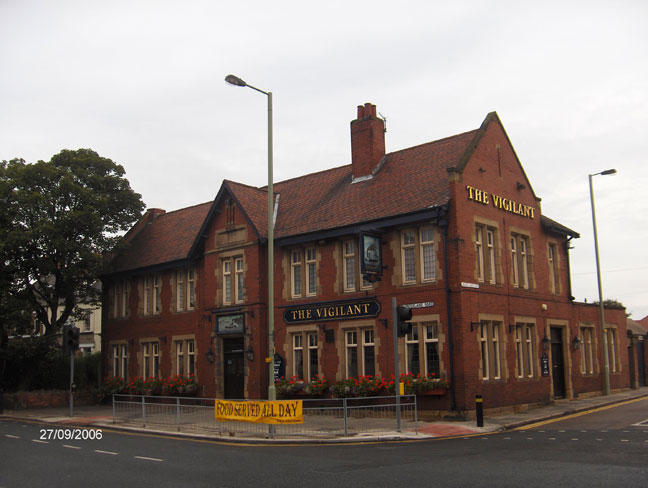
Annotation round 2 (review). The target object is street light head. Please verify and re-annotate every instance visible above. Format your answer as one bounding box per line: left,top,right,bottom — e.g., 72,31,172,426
225,74,247,87
601,169,617,176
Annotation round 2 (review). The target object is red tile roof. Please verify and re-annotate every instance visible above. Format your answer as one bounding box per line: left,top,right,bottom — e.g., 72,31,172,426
108,201,212,274
228,129,479,240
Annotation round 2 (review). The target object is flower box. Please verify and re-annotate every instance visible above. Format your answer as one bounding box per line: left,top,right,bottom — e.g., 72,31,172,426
417,388,448,396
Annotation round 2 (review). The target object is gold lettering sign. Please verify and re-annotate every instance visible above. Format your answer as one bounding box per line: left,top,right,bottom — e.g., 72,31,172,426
284,299,380,324
215,400,303,424
465,185,535,219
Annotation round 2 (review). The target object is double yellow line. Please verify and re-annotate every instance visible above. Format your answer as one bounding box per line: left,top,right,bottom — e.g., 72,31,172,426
514,396,648,431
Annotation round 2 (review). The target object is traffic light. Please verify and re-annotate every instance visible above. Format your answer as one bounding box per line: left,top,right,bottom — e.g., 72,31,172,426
396,305,412,337
63,325,80,355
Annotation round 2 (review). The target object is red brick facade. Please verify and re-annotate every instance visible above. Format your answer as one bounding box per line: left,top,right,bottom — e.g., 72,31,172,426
102,107,630,413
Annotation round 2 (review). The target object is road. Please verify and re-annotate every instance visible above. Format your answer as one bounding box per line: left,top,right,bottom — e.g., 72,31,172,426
1,398,647,488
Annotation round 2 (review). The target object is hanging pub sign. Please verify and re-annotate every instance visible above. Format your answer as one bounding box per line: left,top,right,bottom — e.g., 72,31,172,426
283,298,381,324
216,314,245,335
360,233,382,282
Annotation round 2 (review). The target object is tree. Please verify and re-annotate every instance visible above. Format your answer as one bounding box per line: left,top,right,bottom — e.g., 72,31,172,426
0,149,144,337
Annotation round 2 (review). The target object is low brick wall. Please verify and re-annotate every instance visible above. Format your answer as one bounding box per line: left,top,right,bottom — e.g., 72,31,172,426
1,391,99,410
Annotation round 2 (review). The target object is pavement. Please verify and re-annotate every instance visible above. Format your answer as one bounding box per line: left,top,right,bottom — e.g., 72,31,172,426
2,387,647,444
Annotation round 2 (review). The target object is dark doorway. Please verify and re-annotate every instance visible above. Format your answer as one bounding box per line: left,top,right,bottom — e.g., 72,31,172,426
637,341,646,387
550,327,566,399
223,337,245,399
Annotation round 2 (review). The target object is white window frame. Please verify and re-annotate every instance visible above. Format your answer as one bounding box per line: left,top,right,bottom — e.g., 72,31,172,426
480,321,502,380
293,334,304,379
188,269,196,310
120,344,128,380
223,260,232,305
144,277,151,315
143,343,150,378
424,323,440,377
235,258,244,303
176,270,185,311
401,229,417,284
343,240,357,292
345,330,358,378
476,227,485,282
153,275,161,314
176,341,184,375
306,248,317,297
405,325,420,375
307,333,318,379
486,229,496,284
362,329,375,377
606,328,618,373
420,227,436,282
291,250,303,298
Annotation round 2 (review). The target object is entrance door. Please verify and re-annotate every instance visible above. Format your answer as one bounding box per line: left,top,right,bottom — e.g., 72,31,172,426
223,338,245,399
550,327,566,399
637,342,646,387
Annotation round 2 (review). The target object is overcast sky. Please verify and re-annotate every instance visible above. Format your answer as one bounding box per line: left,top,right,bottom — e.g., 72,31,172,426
2,0,647,319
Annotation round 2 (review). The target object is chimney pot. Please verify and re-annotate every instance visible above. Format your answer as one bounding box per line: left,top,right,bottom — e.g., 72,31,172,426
350,103,385,179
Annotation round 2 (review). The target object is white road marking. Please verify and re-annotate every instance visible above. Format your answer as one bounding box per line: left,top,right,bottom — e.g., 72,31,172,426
571,438,579,441
5,435,20,439
549,438,556,440
134,456,163,462
63,445,81,450
95,450,118,455
32,440,48,444
621,440,629,442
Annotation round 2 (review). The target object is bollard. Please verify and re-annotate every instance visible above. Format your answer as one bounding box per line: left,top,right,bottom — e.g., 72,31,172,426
476,395,484,427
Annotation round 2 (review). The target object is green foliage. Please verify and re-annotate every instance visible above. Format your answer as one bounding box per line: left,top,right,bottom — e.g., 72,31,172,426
0,149,144,336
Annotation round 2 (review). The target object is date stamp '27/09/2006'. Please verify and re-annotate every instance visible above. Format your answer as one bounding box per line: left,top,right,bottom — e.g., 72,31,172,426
39,429,103,440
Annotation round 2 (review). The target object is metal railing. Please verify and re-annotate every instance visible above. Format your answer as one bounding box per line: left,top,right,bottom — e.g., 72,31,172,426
112,394,418,439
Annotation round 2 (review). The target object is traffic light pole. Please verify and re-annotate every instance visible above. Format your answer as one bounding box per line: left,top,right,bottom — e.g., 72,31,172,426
69,350,74,417
392,297,401,432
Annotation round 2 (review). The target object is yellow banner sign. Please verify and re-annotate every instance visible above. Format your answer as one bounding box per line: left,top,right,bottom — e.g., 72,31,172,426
214,400,303,424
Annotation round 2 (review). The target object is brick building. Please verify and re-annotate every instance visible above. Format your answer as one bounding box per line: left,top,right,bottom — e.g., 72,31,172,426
102,104,630,412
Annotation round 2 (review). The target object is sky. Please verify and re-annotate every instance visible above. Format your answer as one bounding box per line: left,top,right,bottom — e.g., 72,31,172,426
1,0,647,319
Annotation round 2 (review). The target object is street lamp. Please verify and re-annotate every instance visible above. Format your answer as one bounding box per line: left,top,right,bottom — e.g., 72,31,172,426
225,74,275,402
589,168,616,396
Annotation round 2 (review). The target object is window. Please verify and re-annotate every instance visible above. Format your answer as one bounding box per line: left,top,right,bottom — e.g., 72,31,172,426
346,330,358,377
223,261,232,305
363,329,375,377
343,240,357,292
402,230,416,284
344,328,375,378
112,344,128,380
176,270,185,311
400,227,437,285
308,333,319,379
480,321,502,380
341,239,371,292
420,227,436,282
188,269,196,309
548,243,559,294
113,280,130,318
83,312,91,332
175,339,195,376
605,328,618,373
144,277,151,315
290,248,317,298
291,250,302,297
293,334,304,379
142,341,160,378
306,248,317,296
235,258,244,303
223,258,243,305
406,325,420,375
514,324,535,378
153,275,161,314
511,233,531,289
476,225,497,284
424,324,440,377
291,332,320,380
580,327,594,374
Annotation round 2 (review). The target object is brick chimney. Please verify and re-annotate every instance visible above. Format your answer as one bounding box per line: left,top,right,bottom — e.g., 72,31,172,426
351,103,385,180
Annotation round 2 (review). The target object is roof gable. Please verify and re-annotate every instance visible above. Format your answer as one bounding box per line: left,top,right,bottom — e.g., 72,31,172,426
107,201,212,274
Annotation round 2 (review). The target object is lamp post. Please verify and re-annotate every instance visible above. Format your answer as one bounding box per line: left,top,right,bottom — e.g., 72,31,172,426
225,74,275,402
589,168,616,396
